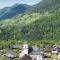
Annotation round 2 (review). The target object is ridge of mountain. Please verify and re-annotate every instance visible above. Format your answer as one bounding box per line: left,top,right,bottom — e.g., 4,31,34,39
26,0,60,13
0,0,60,20
0,4,31,20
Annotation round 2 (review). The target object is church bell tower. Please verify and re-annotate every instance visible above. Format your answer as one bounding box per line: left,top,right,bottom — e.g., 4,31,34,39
22,41,28,55
19,41,28,57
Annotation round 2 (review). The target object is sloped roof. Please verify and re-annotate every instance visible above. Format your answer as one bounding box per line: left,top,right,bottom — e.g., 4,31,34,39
12,45,22,49
5,50,16,58
29,51,41,55
33,47,41,52
21,55,32,60
29,47,43,55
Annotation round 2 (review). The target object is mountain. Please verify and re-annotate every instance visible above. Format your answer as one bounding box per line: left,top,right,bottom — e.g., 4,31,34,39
0,0,60,41
0,10,60,40
27,0,60,13
0,4,30,20
0,0,60,20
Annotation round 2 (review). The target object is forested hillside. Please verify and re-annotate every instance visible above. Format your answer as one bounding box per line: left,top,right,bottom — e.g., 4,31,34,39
0,10,60,41
0,0,60,49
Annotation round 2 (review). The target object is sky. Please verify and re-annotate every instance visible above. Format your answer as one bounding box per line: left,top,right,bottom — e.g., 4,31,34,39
0,0,41,9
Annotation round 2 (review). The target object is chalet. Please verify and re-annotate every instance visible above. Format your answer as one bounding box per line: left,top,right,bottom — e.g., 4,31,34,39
4,50,16,58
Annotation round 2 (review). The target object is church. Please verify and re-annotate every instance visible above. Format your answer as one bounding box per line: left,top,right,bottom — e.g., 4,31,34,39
19,42,43,60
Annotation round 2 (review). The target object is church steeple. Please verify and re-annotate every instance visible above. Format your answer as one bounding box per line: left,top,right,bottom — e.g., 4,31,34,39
22,40,28,55
19,40,28,57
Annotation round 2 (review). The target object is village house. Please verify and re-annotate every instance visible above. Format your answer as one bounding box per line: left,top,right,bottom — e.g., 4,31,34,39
51,45,60,60
19,41,43,60
5,50,16,58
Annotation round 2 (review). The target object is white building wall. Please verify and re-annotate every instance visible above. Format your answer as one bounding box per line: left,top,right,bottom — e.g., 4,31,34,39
22,44,28,55
30,55,43,60
52,51,58,54
19,43,28,57
23,48,28,55
58,54,60,59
